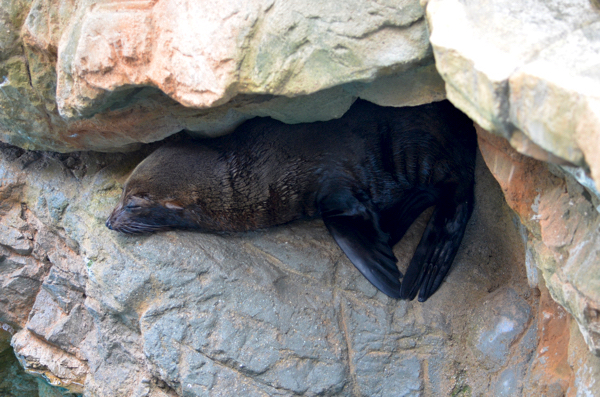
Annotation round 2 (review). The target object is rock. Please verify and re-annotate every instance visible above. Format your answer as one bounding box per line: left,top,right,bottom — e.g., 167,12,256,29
477,125,600,355
0,248,51,328
0,127,569,396
11,329,87,394
523,283,571,396
57,0,428,115
491,315,538,396
27,292,93,358
568,317,600,397
425,0,600,191
0,221,33,255
0,0,444,152
494,367,519,397
468,288,532,371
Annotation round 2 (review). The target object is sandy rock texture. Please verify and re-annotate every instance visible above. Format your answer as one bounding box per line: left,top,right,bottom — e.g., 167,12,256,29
0,139,598,396
425,0,600,189
0,0,444,152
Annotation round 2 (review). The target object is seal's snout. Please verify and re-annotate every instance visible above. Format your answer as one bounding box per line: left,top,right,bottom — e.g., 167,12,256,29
106,203,123,232
104,204,159,234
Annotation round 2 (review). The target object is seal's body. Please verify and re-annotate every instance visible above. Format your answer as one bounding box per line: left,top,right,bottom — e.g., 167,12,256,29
106,99,476,301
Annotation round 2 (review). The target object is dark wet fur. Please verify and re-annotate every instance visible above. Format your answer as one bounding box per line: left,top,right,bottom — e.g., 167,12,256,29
107,99,477,301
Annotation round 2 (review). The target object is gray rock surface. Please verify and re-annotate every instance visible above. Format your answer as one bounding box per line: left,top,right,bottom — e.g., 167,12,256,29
469,288,532,371
3,138,589,396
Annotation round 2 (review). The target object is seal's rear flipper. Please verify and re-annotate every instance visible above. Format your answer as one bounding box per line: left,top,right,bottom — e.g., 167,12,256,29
319,193,402,298
399,197,473,302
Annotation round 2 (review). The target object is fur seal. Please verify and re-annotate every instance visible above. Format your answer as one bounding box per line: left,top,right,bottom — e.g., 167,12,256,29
106,99,476,301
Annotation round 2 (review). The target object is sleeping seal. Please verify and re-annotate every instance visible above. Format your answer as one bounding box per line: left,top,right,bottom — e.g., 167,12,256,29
106,99,476,301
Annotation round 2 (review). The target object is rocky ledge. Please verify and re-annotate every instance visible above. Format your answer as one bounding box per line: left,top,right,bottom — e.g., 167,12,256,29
0,139,596,396
1,0,599,395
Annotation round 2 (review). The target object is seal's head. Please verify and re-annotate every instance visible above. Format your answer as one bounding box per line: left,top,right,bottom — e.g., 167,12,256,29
105,143,211,234
105,192,194,234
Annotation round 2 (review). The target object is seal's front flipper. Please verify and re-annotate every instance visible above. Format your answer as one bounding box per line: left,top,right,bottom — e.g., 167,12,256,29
319,193,401,298
399,197,473,302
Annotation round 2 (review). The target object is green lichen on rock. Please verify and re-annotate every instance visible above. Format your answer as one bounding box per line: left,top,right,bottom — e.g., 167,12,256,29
0,56,31,88
451,385,472,397
23,45,58,112
0,56,55,150
0,0,54,128
450,370,472,397
0,0,31,61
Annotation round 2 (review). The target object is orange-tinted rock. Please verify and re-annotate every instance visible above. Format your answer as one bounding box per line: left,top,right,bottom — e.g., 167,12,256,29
525,283,572,396
478,124,600,356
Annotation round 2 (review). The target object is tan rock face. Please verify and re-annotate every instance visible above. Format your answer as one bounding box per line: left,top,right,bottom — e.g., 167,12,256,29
0,0,444,152
425,0,600,190
58,0,429,114
12,329,87,394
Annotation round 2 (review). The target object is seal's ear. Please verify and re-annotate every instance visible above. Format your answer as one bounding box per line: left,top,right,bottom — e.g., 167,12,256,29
164,201,185,210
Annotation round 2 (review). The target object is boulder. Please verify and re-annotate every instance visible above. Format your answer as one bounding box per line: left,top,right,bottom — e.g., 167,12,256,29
425,0,600,190
0,0,444,152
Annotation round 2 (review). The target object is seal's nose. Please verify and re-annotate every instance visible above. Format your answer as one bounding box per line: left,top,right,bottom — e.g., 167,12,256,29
105,218,113,230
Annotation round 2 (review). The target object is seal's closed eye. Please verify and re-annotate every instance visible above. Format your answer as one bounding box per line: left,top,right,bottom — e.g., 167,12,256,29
123,196,150,209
